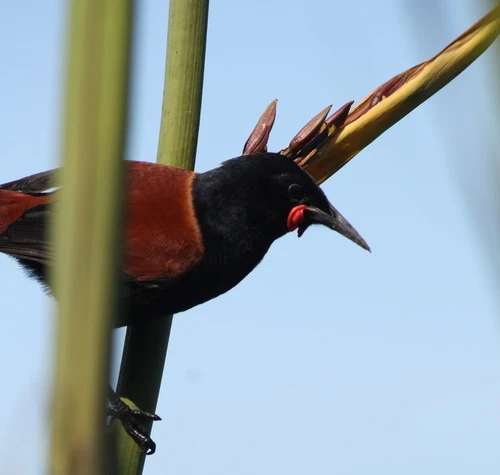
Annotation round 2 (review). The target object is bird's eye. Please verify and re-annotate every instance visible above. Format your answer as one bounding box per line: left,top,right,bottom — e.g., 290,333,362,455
288,183,305,201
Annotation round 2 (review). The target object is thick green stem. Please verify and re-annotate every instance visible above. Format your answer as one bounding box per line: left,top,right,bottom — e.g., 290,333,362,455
115,1,209,473
50,0,133,474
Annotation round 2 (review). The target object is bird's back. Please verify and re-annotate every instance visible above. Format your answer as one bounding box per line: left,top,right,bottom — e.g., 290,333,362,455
122,161,204,281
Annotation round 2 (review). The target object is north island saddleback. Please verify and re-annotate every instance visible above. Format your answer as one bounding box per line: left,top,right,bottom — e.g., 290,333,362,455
0,152,369,453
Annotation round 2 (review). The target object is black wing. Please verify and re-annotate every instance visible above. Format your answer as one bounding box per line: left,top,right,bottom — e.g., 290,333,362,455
0,169,59,193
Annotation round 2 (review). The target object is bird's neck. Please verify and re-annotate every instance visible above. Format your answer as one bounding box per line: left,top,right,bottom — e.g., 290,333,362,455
192,171,280,269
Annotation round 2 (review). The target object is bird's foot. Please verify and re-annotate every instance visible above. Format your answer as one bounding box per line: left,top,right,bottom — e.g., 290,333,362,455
108,389,161,455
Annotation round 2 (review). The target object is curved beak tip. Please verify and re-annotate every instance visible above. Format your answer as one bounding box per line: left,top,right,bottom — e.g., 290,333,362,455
358,238,371,253
304,205,370,252
340,227,370,252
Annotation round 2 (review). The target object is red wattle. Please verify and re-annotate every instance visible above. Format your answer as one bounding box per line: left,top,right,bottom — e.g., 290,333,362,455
287,205,306,232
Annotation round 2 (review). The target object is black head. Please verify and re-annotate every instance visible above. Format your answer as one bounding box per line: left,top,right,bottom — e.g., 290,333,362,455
198,153,369,250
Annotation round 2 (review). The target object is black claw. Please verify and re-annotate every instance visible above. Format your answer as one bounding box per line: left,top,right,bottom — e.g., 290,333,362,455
108,387,160,455
118,414,157,455
128,408,162,422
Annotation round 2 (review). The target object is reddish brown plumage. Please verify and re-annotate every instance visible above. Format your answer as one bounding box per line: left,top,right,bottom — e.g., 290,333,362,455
123,162,204,281
0,162,205,282
0,190,52,235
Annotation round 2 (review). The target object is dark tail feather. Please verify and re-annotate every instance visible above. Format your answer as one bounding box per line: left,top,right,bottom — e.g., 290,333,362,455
0,244,49,263
0,180,54,287
0,169,59,193
0,202,51,283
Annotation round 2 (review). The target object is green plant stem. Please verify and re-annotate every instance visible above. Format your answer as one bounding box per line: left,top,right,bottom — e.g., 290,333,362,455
49,0,133,474
114,1,209,474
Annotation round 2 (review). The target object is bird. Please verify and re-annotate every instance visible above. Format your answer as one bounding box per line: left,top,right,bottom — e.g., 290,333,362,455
0,152,369,452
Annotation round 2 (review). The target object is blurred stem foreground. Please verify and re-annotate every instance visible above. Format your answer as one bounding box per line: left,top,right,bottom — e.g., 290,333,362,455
114,1,209,475
50,0,133,474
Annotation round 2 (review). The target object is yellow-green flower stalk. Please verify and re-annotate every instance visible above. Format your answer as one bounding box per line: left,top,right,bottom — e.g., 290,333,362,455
246,6,499,184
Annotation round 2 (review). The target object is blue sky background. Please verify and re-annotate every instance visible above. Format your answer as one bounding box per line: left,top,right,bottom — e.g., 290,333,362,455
0,1,498,474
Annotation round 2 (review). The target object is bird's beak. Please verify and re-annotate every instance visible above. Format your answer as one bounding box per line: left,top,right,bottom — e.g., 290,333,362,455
299,205,370,251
